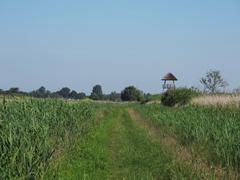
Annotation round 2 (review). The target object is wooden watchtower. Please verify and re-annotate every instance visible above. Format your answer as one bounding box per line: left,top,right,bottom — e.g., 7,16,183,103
162,73,178,90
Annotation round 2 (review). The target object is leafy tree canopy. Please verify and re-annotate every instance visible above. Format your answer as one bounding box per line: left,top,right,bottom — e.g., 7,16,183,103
121,86,143,101
90,85,103,100
58,87,71,98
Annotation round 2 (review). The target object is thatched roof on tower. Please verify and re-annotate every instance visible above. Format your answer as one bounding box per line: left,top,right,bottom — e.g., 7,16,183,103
162,73,177,81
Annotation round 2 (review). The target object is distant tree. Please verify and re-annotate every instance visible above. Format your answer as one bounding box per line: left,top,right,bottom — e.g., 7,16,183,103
121,86,143,101
90,85,103,100
46,90,51,97
30,86,51,98
50,92,62,98
69,90,78,99
8,87,19,93
200,70,228,93
58,87,71,98
78,92,86,99
109,91,121,102
233,87,240,94
37,86,47,97
38,86,46,94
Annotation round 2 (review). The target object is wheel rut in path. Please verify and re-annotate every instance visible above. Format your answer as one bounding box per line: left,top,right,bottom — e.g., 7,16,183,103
127,108,238,180
107,110,123,179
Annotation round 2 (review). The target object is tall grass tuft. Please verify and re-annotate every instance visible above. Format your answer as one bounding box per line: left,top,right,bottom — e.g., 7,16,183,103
135,104,240,171
0,98,96,179
192,94,240,107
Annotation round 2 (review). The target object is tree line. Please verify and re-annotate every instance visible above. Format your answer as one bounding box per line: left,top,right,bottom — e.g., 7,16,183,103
0,70,237,102
0,85,150,102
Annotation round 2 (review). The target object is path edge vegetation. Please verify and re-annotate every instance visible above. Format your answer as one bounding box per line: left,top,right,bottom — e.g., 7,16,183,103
133,104,240,179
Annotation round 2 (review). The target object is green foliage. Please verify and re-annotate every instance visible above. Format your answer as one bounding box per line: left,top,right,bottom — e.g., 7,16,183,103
30,87,86,100
57,107,200,179
140,93,152,104
117,111,200,179
135,104,240,171
200,70,228,93
121,86,143,101
78,92,86,99
148,94,162,101
90,85,103,100
0,99,96,179
30,86,51,98
161,88,198,107
58,87,71,98
8,87,19,93
108,91,121,102
57,106,115,179
0,88,27,97
69,90,78,99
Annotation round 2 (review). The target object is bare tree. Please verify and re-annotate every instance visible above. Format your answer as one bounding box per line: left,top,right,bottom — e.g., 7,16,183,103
233,87,240,94
200,70,228,93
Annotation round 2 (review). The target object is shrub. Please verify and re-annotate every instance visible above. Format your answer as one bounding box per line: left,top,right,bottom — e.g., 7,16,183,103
121,86,143,101
140,94,152,104
161,88,198,107
109,92,121,102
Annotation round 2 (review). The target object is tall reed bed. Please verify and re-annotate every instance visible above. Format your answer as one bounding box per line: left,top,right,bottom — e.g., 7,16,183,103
192,94,240,107
0,98,96,179
135,104,240,171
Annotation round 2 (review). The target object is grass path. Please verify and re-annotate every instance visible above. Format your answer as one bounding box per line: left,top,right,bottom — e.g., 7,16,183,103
54,106,205,179
54,108,117,179
128,108,216,179
129,108,240,180
107,109,124,179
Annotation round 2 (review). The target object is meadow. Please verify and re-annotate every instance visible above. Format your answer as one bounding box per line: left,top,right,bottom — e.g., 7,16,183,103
1,95,240,179
134,103,240,178
0,98,98,179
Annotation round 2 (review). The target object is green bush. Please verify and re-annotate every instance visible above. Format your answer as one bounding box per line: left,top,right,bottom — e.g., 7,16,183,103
140,94,151,104
161,88,198,107
121,86,143,102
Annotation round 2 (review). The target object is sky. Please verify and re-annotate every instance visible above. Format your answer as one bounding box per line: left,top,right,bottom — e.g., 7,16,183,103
0,0,240,94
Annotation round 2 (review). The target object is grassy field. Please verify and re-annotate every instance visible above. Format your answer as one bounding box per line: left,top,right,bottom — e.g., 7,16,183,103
192,94,240,107
1,97,240,179
54,106,203,179
134,104,240,178
0,98,98,179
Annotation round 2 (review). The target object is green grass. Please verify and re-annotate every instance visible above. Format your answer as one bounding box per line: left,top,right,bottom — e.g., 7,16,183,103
54,105,203,179
114,108,202,179
134,104,240,172
0,98,98,179
55,107,116,180
148,94,161,101
3,97,238,179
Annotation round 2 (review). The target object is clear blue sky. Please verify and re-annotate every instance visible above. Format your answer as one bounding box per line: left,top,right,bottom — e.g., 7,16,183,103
0,0,240,94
